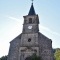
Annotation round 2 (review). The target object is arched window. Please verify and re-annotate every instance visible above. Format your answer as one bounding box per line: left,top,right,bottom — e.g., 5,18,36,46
29,18,32,23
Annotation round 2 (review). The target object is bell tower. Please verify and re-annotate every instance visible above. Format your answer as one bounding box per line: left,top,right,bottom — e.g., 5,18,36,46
19,3,40,60
23,3,39,33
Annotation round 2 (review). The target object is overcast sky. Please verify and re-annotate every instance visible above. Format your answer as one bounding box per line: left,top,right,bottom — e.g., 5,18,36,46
0,0,60,57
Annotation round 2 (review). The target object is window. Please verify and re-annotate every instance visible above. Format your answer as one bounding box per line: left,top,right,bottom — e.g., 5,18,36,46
29,18,32,23
28,38,31,42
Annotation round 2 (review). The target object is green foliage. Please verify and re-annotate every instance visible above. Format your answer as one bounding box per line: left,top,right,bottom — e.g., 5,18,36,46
54,48,60,60
0,56,7,60
0,48,60,60
25,53,41,60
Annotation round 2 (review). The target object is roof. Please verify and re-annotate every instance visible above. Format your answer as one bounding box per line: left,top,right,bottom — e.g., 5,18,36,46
28,3,36,15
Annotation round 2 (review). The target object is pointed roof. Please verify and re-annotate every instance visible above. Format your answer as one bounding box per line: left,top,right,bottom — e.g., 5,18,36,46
28,3,36,15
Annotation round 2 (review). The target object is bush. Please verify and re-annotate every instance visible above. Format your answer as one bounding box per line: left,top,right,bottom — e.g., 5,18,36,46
25,54,41,60
0,56,7,60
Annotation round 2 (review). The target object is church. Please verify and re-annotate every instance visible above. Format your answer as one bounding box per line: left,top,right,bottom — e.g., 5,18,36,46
7,2,54,60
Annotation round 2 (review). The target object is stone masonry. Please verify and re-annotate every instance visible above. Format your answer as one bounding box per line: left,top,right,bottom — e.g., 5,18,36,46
7,3,54,60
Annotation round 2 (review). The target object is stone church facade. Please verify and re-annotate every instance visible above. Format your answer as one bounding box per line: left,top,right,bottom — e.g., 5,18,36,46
7,3,54,60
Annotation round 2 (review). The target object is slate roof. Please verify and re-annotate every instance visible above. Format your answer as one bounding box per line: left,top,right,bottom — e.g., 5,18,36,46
28,3,36,15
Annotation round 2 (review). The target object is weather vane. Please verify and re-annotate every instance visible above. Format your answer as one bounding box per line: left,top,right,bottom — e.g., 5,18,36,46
31,0,34,4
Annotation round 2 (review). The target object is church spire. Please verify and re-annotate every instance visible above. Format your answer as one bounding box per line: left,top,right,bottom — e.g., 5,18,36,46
28,0,36,15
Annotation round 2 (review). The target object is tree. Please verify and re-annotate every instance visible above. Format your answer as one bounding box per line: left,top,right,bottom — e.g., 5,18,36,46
54,48,60,60
0,56,7,60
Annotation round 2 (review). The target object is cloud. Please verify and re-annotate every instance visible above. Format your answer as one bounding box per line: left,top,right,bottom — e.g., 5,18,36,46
6,16,23,23
9,16,20,21
40,25,60,36
9,16,21,22
7,16,60,37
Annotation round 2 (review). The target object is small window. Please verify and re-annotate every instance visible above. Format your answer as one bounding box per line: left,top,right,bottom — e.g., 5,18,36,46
29,18,32,23
28,38,31,42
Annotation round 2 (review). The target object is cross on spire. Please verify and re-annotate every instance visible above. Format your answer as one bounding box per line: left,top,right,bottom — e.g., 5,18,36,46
28,0,36,15
31,0,34,4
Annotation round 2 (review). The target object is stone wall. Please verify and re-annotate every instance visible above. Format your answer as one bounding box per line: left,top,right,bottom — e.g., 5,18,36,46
7,32,54,60
38,32,54,60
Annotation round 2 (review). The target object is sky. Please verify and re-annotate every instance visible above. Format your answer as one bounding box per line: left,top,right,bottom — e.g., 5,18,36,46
0,0,60,58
